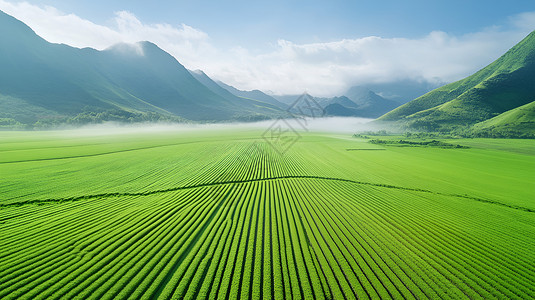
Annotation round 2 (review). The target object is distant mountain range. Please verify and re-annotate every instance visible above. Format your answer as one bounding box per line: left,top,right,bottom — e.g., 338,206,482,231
215,80,287,109
0,10,284,126
1,9,533,136
379,30,535,137
0,10,404,127
273,86,401,118
363,80,442,104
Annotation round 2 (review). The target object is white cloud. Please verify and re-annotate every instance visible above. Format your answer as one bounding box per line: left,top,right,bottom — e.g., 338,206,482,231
0,0,533,96
509,11,535,31
0,1,215,66
0,1,121,48
202,28,530,96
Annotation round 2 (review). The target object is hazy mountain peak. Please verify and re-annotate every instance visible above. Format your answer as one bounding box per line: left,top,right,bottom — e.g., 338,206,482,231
345,85,372,95
105,43,144,56
190,69,206,75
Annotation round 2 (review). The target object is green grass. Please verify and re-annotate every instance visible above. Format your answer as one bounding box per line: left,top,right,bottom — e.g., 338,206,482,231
1,128,534,299
470,101,535,137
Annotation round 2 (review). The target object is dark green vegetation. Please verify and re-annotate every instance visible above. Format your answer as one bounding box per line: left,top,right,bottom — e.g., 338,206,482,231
1,128,534,299
0,109,187,130
369,139,469,148
0,10,284,126
379,31,535,136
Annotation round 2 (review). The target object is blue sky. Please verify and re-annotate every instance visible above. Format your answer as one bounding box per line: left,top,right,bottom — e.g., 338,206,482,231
1,0,535,95
17,0,535,47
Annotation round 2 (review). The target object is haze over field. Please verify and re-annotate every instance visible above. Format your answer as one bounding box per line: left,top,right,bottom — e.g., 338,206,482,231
47,117,375,139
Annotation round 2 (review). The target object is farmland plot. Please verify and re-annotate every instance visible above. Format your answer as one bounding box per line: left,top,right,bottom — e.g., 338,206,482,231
1,129,534,299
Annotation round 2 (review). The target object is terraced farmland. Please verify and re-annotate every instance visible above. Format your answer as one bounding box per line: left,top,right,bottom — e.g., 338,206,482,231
1,128,534,299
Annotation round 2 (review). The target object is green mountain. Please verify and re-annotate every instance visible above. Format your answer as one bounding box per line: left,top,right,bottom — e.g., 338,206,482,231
315,96,356,108
379,31,535,131
271,87,399,118
314,96,356,117
215,80,287,109
188,70,284,119
0,10,282,125
343,86,400,118
361,80,440,104
316,87,400,118
470,101,535,137
324,103,358,116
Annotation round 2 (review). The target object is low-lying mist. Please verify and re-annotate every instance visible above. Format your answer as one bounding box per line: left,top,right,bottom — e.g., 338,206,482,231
58,117,380,137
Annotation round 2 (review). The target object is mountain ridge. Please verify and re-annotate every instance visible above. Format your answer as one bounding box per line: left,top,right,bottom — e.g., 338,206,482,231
215,80,288,109
379,30,535,132
0,10,283,126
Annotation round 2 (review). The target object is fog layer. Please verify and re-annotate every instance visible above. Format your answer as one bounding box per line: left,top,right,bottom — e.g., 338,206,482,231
58,117,377,137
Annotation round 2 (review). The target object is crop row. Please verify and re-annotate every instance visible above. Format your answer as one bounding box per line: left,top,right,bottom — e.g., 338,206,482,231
1,175,534,299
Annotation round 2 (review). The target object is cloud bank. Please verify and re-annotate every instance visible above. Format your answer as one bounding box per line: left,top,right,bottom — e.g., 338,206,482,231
1,1,534,96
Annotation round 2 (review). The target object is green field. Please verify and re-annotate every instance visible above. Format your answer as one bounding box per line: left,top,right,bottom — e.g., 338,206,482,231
1,127,534,299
